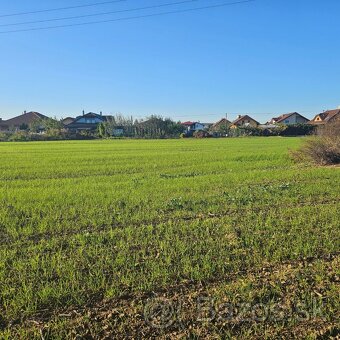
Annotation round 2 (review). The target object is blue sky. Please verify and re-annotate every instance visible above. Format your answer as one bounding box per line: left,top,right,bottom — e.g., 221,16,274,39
0,0,339,123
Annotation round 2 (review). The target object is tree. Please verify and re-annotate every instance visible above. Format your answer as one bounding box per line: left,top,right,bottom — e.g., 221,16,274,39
97,122,108,138
29,117,63,133
136,115,184,138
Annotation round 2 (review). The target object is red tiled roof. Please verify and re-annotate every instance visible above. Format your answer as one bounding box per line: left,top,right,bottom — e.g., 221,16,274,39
274,113,291,123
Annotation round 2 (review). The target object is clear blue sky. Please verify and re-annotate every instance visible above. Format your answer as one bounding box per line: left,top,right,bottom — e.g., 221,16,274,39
0,0,339,123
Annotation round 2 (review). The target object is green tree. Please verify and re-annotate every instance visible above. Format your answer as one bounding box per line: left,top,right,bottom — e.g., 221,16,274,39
98,122,108,138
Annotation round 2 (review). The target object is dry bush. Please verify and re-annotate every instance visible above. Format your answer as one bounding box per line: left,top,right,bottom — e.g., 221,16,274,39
291,119,340,165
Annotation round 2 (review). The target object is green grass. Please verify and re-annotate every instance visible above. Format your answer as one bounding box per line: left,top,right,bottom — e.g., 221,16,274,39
0,138,339,338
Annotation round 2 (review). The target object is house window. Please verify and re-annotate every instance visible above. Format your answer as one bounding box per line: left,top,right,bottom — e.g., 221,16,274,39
284,120,289,124
85,118,98,124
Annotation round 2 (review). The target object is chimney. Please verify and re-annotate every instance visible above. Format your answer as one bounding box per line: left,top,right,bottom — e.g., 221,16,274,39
100,111,103,116
238,115,242,119
82,110,85,116
23,110,27,115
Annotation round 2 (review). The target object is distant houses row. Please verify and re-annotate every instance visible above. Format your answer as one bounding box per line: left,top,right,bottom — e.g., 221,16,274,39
0,108,339,134
0,111,120,134
181,109,340,135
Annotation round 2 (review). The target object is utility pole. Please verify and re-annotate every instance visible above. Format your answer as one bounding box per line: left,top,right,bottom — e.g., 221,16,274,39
225,113,228,137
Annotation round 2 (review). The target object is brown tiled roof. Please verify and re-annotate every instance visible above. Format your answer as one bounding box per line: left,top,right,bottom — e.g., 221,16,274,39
4,111,48,127
232,115,260,125
275,112,308,123
212,118,231,128
274,113,291,123
310,109,340,124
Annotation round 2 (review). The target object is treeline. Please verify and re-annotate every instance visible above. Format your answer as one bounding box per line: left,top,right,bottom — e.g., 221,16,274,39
0,115,186,141
0,117,90,142
225,124,315,137
98,115,184,138
0,114,317,142
195,124,315,138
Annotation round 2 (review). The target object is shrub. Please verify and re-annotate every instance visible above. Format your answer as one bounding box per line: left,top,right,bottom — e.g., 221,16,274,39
290,120,340,165
0,132,10,142
8,131,31,142
193,130,211,138
279,124,315,136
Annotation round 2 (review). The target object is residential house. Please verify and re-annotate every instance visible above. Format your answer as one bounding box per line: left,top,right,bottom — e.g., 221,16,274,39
181,121,205,135
61,117,75,126
309,109,340,126
210,118,232,132
231,115,259,128
269,112,309,125
0,111,48,131
66,112,112,132
0,118,7,131
201,122,213,130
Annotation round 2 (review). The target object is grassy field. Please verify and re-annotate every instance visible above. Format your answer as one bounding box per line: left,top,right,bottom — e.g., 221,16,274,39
0,138,339,339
